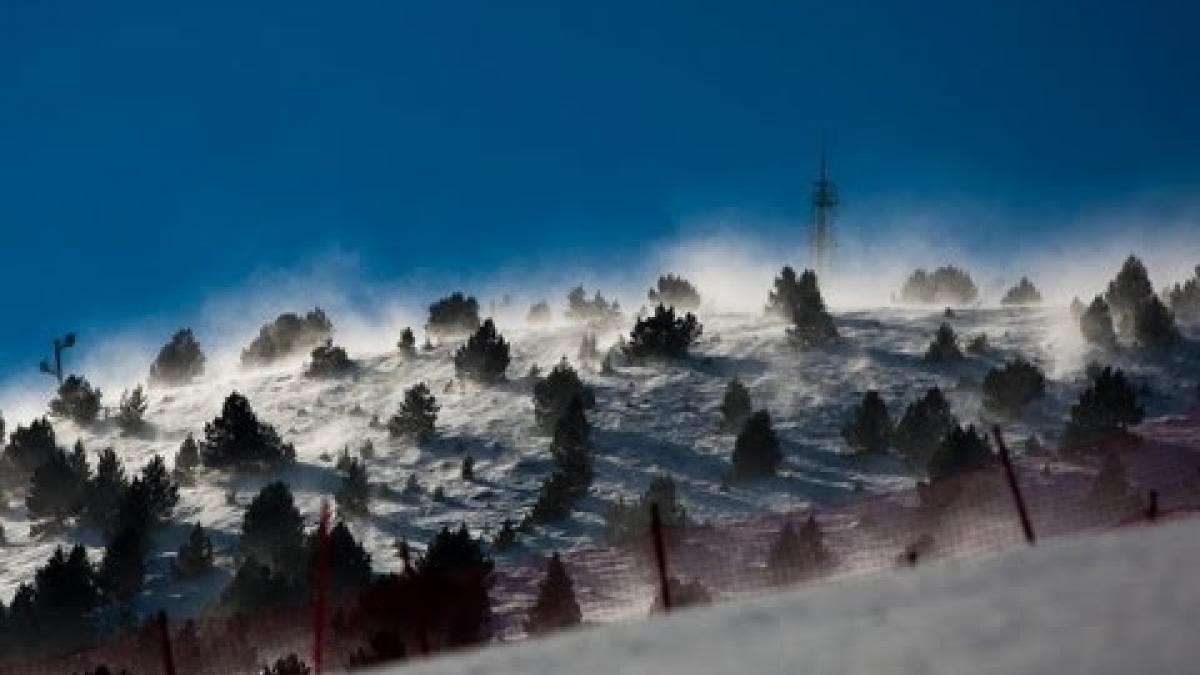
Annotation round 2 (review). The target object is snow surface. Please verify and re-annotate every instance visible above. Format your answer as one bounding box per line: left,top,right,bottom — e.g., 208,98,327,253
382,516,1200,675
0,306,1196,624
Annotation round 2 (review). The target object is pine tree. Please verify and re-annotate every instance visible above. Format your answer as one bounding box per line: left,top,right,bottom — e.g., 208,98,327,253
765,265,802,319
98,523,146,604
577,332,600,362
524,553,582,634
647,274,701,310
898,266,979,305
492,519,518,551
149,328,206,386
49,375,102,425
894,388,958,462
116,385,149,434
927,425,993,483
924,323,964,362
1069,296,1086,321
261,654,312,675
529,471,574,523
387,382,439,441
785,269,839,347
304,340,355,377
426,292,481,337
1166,265,1200,323
982,358,1046,415
136,454,179,524
1080,295,1118,346
335,458,370,517
533,358,594,433
27,444,89,520
1001,277,1043,305
527,300,552,325
397,327,417,357
241,481,306,576
240,308,333,367
313,521,373,596
174,433,200,478
565,286,622,325
1104,255,1155,337
30,544,100,642
220,555,303,613
732,410,782,479
174,522,214,578
841,390,892,453
2,417,58,481
201,391,296,469
83,447,127,527
454,319,511,383
719,378,753,432
551,395,592,491
1133,295,1181,347
623,304,702,359
1060,366,1144,451
416,524,494,647
766,514,831,583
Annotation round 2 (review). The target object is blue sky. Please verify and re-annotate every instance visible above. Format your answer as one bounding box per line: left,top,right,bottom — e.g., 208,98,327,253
1,1,1198,382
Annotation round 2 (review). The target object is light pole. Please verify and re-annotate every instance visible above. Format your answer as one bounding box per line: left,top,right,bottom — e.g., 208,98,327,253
39,332,76,385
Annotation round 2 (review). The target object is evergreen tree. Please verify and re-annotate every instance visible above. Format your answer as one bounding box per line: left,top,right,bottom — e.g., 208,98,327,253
492,519,518,552
731,410,782,479
241,481,306,575
577,332,600,361
135,454,179,523
174,522,214,578
966,333,989,355
527,300,552,324
841,390,892,453
1080,296,1118,346
1001,277,1043,305
765,265,803,319
529,471,574,523
924,323,964,362
1133,295,1181,347
719,378,753,432
785,269,839,347
240,308,333,367
1,417,58,481
174,433,200,477
149,328,206,386
311,521,373,596
304,340,355,378
27,444,89,520
397,327,417,356
532,358,595,433
116,385,149,434
1060,366,1144,451
30,544,100,642
1069,296,1087,321
387,382,439,441
416,524,494,647
898,266,979,304
454,319,511,383
1104,255,1155,337
1165,265,1200,323
426,292,481,336
49,375,102,425
524,553,582,635
98,523,146,604
552,395,592,491
83,447,127,527
927,425,994,483
647,274,701,310
982,358,1047,415
201,391,296,469
603,476,690,543
623,304,702,359
894,388,958,462
766,514,831,583
565,286,622,325
461,454,475,480
220,555,303,613
261,654,312,675
335,458,370,517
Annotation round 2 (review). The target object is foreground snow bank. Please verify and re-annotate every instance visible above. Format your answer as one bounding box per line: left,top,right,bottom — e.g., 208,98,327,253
385,517,1200,675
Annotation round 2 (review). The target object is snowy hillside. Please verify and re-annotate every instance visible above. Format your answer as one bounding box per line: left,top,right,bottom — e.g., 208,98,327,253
0,303,1197,625
385,514,1200,675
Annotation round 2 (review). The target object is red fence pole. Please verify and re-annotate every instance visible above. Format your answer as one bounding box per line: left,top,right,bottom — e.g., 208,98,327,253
650,503,672,611
313,500,331,674
157,611,176,675
993,426,1036,545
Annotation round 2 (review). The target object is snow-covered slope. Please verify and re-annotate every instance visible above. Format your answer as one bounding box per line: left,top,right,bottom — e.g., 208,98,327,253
0,306,1196,623
385,515,1200,675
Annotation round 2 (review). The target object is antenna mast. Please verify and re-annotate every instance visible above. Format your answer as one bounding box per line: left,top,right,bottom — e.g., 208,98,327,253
809,141,839,277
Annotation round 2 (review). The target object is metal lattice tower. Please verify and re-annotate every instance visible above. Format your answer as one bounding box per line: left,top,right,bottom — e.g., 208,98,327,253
808,144,839,277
